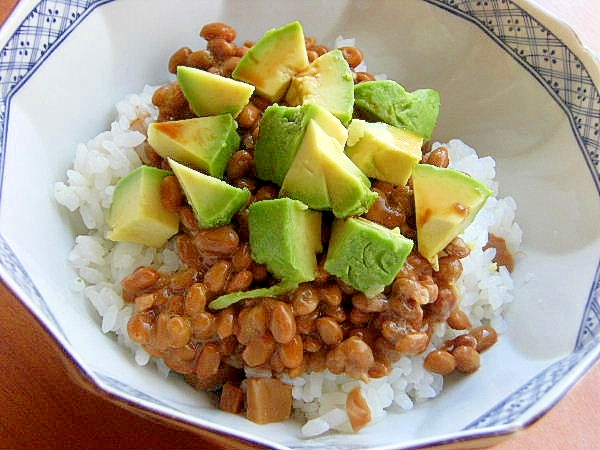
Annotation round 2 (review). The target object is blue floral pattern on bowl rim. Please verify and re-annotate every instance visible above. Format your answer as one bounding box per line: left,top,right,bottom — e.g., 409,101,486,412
0,0,598,444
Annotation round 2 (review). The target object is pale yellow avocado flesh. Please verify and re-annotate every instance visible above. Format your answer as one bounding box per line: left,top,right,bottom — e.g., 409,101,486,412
285,49,354,126
412,163,493,270
177,66,254,118
107,166,180,248
346,119,423,186
254,104,347,186
232,21,309,102
280,119,376,217
279,119,334,210
168,158,250,229
322,139,378,218
309,103,348,148
147,115,239,178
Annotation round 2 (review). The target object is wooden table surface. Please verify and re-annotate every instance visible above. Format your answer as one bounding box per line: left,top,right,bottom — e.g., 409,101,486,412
1,0,599,449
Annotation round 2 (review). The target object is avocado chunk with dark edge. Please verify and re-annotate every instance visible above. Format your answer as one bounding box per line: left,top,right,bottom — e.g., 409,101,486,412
354,80,440,140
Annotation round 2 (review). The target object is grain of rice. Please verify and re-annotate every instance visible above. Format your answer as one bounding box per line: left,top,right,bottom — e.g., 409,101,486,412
135,346,151,366
301,417,330,437
323,408,349,428
102,304,119,333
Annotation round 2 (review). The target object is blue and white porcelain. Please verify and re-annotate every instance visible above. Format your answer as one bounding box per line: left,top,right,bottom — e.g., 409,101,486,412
0,1,598,449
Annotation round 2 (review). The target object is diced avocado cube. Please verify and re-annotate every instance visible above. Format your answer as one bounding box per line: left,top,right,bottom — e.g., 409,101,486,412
354,80,440,139
285,49,354,126
324,217,414,297
345,119,423,186
323,145,378,218
412,163,493,270
248,198,322,283
280,119,377,218
232,21,309,102
254,103,347,185
177,66,255,118
279,119,333,211
107,166,179,248
147,114,240,178
168,158,250,229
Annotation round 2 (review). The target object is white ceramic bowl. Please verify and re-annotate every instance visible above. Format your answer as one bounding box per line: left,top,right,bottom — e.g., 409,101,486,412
1,1,599,449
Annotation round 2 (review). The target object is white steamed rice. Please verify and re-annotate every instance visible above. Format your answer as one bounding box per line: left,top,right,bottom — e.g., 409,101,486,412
54,84,521,436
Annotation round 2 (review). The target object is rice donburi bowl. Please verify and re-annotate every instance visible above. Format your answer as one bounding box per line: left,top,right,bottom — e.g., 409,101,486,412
0,0,597,448
54,19,522,436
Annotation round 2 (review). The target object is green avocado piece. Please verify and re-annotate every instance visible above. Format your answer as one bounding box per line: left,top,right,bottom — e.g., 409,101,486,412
354,80,440,139
280,119,377,217
107,166,179,248
232,21,309,102
412,163,493,270
324,217,414,297
208,280,299,310
177,66,255,118
249,198,322,283
324,147,378,218
285,49,354,126
254,103,347,185
345,119,423,186
279,120,330,211
147,114,240,178
168,158,250,229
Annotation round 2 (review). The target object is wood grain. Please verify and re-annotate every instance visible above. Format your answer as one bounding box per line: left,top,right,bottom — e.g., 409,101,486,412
0,0,598,449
